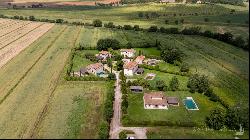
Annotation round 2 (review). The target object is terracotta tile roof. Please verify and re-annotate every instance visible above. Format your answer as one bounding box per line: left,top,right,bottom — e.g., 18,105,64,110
86,63,103,70
143,92,168,106
123,61,138,70
99,50,110,55
120,49,136,53
135,55,145,61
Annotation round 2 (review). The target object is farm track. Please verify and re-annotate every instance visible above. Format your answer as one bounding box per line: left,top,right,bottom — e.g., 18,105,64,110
166,35,248,81
0,21,32,38
0,24,59,105
28,26,81,138
0,22,44,49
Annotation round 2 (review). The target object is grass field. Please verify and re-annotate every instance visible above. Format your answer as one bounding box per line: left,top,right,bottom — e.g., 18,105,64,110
147,127,249,139
0,3,248,37
123,91,223,127
35,81,112,139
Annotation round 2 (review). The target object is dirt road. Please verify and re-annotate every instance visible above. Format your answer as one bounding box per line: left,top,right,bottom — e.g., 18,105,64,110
109,70,147,139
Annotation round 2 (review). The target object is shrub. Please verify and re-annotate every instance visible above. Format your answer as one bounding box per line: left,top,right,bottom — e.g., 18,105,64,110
175,20,178,25
169,76,179,91
134,25,140,31
119,131,127,139
161,47,183,64
93,19,102,27
123,25,133,30
55,18,64,23
97,38,120,51
29,16,35,21
205,107,226,130
148,26,158,32
187,74,210,94
98,121,109,139
204,18,209,22
180,62,189,72
180,19,184,24
138,12,143,18
165,19,169,24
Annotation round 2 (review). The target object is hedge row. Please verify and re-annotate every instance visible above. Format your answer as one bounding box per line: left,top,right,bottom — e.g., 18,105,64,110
98,83,115,139
122,115,199,127
1,14,247,51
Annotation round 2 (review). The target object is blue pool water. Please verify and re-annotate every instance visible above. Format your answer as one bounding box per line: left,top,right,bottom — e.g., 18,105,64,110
184,99,198,110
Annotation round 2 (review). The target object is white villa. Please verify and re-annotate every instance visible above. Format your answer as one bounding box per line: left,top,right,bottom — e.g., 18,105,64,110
135,55,145,64
143,92,168,109
120,49,136,58
86,63,104,75
123,61,138,76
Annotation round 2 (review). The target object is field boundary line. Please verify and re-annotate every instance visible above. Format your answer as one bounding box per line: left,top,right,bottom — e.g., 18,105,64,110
28,26,82,138
0,26,67,105
0,22,32,38
0,23,45,50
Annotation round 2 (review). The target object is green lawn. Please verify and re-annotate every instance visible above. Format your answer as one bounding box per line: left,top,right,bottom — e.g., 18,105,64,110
72,50,98,71
147,127,249,139
123,91,223,127
130,69,189,90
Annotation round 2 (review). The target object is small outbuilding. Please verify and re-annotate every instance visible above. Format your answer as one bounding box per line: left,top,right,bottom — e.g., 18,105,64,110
167,97,179,106
135,68,144,75
130,86,143,93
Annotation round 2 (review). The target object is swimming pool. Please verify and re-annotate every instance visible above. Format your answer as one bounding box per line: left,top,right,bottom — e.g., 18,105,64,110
183,97,199,110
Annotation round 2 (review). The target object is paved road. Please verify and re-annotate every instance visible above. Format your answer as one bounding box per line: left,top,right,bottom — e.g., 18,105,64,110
109,71,147,139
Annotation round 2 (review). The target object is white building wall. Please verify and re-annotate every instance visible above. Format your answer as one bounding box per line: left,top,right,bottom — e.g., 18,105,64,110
124,69,133,76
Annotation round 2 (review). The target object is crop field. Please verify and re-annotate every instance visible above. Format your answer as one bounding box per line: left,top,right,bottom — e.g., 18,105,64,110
0,24,81,138
0,18,54,68
0,3,248,37
35,81,112,139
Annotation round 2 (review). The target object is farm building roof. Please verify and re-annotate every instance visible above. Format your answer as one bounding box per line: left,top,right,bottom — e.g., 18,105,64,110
123,61,138,70
130,86,143,90
86,63,103,70
135,55,145,62
143,92,168,106
166,97,179,105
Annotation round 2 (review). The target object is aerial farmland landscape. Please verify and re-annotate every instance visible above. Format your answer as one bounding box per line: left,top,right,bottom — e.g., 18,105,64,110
0,0,249,139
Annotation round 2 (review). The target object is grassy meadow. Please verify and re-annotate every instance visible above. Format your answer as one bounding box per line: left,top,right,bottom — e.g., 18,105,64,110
35,81,112,139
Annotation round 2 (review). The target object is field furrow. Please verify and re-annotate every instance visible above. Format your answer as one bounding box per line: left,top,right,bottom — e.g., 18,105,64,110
0,22,43,48
0,23,54,68
0,25,65,104
0,21,32,37
0,26,79,138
